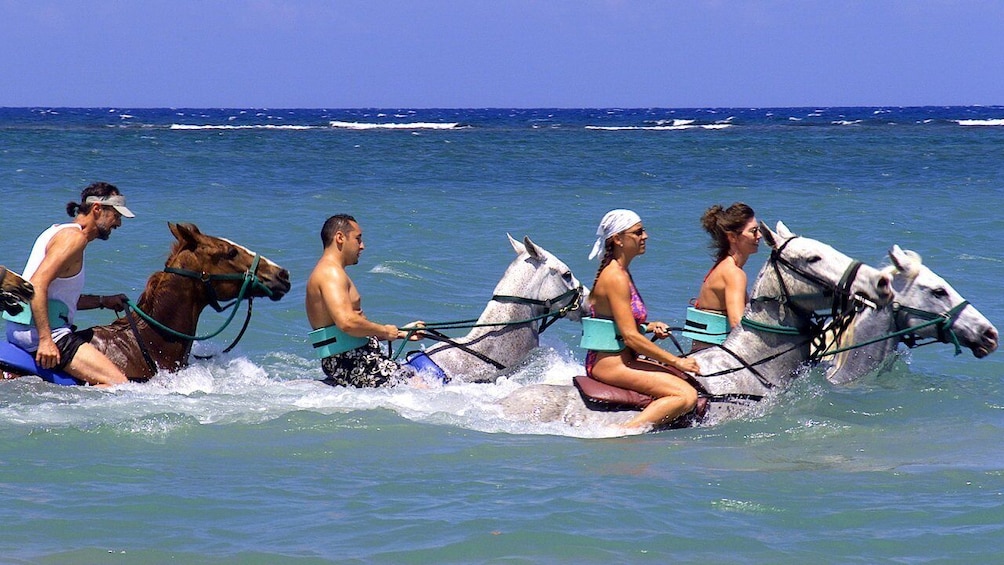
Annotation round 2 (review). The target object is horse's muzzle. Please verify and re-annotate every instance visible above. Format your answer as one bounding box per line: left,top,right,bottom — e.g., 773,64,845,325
264,268,292,300
973,326,998,358
873,272,894,306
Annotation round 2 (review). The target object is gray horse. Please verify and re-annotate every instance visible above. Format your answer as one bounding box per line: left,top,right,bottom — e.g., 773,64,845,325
500,221,894,430
415,234,587,383
823,245,998,384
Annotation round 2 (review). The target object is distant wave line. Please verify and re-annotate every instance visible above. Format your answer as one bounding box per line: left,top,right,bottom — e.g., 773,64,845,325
329,121,462,130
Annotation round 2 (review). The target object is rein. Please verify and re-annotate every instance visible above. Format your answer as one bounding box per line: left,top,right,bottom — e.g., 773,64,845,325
897,299,969,355
390,284,583,363
819,299,971,357
123,253,272,369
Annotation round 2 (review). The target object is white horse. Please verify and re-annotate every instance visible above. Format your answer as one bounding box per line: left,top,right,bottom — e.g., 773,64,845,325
500,221,894,429
823,245,998,384
407,234,587,383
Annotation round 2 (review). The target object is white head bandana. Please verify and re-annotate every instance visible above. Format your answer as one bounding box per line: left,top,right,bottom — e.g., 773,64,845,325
588,209,642,260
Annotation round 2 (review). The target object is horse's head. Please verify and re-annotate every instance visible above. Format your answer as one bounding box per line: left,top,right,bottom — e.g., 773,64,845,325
0,265,34,316
887,245,998,358
167,223,291,304
501,234,588,323
755,221,894,317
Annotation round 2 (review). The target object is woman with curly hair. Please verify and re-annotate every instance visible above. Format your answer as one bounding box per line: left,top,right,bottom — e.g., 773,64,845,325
686,202,761,351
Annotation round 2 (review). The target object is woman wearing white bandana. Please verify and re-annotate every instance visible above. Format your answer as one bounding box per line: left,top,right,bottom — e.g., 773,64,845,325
585,210,701,429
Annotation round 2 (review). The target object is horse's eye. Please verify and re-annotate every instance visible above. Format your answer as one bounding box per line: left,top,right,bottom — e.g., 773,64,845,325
562,272,573,282
932,287,949,298
226,247,239,260
807,255,822,264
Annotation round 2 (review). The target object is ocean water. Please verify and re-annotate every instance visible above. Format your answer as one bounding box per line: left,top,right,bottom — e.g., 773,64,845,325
1,107,1002,563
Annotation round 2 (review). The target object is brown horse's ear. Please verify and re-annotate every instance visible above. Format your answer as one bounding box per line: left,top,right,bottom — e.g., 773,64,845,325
169,222,201,250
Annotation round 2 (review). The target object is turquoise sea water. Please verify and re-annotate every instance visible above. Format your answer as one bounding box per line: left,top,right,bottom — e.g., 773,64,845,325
1,107,1002,563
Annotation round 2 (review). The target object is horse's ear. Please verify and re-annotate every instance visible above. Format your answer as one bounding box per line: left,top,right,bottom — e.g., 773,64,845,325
169,222,201,250
889,244,916,273
508,233,527,256
760,220,780,249
523,236,544,260
775,220,795,239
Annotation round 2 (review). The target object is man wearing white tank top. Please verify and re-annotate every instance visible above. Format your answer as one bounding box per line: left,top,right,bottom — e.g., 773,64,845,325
6,182,135,386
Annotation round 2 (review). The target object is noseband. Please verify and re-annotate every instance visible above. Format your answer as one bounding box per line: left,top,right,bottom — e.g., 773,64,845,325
744,236,870,336
490,284,584,333
163,253,275,313
125,252,274,368
896,299,970,355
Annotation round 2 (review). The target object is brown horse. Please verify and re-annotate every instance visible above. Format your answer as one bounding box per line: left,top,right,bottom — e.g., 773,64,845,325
60,223,290,381
1,265,35,316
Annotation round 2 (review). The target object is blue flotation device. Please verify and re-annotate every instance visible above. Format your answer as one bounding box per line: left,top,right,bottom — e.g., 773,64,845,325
308,324,369,358
579,317,649,352
0,341,81,385
402,350,448,383
2,299,81,385
681,307,729,345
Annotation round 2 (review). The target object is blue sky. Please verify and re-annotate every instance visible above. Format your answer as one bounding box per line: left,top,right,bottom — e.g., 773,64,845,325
2,0,1002,108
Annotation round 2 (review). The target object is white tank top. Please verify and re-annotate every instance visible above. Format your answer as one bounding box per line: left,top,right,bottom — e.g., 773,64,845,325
22,223,87,324
6,223,86,350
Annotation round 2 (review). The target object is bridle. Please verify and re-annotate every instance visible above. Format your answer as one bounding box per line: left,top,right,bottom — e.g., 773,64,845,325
490,284,583,334
704,236,876,392
742,236,872,338
814,273,972,359
161,253,275,314
123,252,275,373
894,299,970,355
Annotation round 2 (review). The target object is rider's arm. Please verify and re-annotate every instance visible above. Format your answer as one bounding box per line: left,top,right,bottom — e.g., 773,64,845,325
76,294,128,312
603,269,700,374
320,269,401,341
723,267,749,329
28,229,87,368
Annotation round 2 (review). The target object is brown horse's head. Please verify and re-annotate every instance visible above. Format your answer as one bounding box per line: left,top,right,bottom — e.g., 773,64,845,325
167,223,291,302
1,265,35,316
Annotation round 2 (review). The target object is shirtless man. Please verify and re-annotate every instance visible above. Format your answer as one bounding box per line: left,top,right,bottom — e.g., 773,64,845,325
305,214,422,387
5,182,135,386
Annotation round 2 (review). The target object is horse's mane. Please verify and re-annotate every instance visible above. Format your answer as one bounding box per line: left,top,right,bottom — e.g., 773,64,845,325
167,240,185,260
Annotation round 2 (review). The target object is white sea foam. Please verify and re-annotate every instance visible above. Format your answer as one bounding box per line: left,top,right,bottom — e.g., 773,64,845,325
958,253,1003,263
328,121,461,130
651,119,696,127
585,124,731,131
0,346,630,439
369,261,424,280
833,120,863,126
955,119,1004,126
